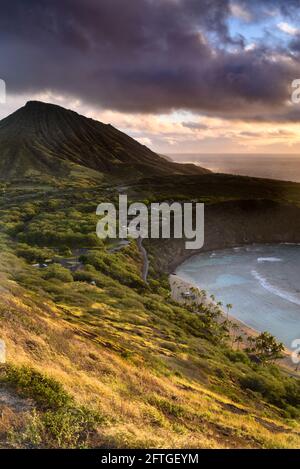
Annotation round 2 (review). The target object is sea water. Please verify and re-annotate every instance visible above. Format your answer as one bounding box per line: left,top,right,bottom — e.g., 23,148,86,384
169,154,300,183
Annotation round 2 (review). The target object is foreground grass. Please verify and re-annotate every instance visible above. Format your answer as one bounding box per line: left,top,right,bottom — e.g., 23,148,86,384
0,249,298,448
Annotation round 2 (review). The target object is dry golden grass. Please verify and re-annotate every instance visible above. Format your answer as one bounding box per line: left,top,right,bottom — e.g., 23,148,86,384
0,270,299,449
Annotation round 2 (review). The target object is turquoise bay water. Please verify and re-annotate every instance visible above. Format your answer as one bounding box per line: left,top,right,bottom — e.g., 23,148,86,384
176,245,300,347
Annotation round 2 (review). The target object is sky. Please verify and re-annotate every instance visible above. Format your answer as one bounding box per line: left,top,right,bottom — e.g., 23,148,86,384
1,0,300,154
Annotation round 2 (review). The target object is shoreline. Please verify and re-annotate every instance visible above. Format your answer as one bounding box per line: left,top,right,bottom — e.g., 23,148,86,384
169,272,299,376
169,273,259,340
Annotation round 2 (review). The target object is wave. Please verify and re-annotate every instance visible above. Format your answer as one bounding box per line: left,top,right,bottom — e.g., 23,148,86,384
257,257,282,263
251,269,300,306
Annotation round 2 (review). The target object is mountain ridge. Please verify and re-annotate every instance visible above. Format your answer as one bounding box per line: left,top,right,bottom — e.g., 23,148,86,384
0,101,209,179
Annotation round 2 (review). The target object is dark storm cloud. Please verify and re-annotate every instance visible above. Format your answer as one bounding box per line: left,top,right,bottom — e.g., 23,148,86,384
290,34,300,53
0,0,299,119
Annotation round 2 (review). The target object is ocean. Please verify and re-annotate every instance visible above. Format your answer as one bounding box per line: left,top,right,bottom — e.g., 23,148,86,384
176,244,300,347
168,154,300,183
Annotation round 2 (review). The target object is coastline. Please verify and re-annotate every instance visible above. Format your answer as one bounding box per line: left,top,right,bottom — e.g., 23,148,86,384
169,273,299,376
169,273,259,340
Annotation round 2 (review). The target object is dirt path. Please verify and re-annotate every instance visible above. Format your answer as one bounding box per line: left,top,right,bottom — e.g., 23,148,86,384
0,387,34,414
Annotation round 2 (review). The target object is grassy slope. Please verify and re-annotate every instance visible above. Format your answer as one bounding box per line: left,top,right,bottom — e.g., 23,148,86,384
0,175,300,448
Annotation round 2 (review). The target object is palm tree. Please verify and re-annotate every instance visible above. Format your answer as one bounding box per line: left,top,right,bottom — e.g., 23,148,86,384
231,322,239,346
252,332,284,364
234,335,243,350
226,303,233,321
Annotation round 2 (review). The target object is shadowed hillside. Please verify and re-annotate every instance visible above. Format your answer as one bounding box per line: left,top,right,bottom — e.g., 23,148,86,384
0,101,209,179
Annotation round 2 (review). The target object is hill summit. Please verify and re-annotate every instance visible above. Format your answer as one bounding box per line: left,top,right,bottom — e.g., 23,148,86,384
0,101,208,179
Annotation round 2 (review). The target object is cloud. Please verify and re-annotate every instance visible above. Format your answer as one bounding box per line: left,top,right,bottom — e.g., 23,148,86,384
0,0,299,121
230,3,253,22
237,0,300,21
277,22,299,36
182,122,208,130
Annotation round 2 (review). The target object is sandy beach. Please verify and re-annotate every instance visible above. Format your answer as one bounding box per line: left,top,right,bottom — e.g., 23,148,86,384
169,273,259,340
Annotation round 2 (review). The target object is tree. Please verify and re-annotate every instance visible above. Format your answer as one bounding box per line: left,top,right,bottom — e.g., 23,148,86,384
231,322,239,346
234,335,243,350
246,336,256,353
252,332,284,364
226,303,233,321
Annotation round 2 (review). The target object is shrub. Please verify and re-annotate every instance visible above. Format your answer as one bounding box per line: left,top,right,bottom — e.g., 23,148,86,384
3,365,72,409
239,370,300,411
73,270,96,283
41,406,102,448
16,244,54,263
225,349,250,364
149,396,186,418
4,366,104,448
10,402,104,448
43,264,73,283
80,251,145,289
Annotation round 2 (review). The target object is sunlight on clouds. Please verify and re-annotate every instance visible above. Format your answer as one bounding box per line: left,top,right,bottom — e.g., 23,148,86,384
230,3,252,22
2,91,300,154
135,137,152,146
277,22,299,36
245,43,256,51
